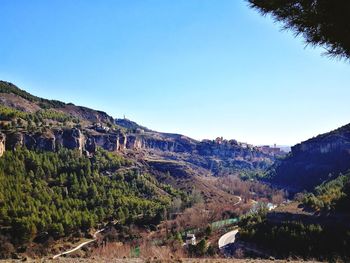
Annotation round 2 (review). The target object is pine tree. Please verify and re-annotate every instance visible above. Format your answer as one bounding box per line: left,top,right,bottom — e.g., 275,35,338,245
248,0,350,60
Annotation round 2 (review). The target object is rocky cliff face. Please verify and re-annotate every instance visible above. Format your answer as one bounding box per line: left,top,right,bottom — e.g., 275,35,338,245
0,81,275,175
0,133,5,157
24,132,56,152
269,124,350,192
0,125,274,174
119,130,273,173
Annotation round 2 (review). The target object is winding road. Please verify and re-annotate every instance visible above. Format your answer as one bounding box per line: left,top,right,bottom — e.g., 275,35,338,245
217,195,241,250
218,229,239,249
218,198,278,257
52,196,242,259
52,229,104,259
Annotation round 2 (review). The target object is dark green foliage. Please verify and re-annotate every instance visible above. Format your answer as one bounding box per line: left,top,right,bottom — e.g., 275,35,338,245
0,105,78,125
0,106,28,121
248,0,350,60
188,239,208,257
205,225,212,237
303,171,350,211
0,148,182,249
239,213,350,260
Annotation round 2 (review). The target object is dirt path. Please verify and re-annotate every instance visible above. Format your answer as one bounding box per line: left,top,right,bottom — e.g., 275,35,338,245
52,229,104,259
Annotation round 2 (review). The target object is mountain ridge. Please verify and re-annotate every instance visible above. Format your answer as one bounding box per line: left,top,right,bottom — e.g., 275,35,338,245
268,122,350,192
0,80,278,177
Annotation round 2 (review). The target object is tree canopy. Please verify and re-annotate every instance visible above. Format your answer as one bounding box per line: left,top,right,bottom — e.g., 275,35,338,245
0,147,185,247
247,0,350,60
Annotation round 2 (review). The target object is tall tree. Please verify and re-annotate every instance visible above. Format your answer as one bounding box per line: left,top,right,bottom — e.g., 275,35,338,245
247,0,350,60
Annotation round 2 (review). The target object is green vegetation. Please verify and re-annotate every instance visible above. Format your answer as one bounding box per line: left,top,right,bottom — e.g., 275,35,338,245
0,81,65,108
237,171,350,261
248,0,350,60
0,105,79,127
239,212,350,261
303,171,350,211
239,169,267,180
188,239,210,257
0,105,28,121
0,147,183,249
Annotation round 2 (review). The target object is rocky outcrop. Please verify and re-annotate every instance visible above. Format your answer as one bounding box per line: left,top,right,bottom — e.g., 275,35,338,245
269,123,350,192
0,81,275,174
6,132,24,150
85,137,96,155
24,133,56,151
0,123,275,176
93,134,118,152
118,133,127,151
0,133,5,157
61,128,85,152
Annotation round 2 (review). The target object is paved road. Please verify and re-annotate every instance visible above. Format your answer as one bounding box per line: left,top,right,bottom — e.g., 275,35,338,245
217,195,241,250
218,199,279,257
218,229,239,249
52,229,104,259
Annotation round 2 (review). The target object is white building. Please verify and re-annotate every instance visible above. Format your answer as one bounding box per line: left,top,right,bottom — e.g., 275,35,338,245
186,234,196,246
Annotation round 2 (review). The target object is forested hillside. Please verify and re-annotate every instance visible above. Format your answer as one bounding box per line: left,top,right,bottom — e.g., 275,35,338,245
239,210,350,260
302,171,350,212
0,147,186,256
236,170,350,261
0,80,254,258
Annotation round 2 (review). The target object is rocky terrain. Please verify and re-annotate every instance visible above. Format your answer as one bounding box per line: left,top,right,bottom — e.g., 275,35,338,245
268,123,350,192
0,80,277,178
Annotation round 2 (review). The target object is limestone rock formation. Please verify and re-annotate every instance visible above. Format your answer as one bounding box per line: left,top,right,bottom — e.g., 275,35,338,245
6,132,24,150
0,133,5,157
23,133,56,152
60,128,84,152
0,81,276,174
269,123,350,191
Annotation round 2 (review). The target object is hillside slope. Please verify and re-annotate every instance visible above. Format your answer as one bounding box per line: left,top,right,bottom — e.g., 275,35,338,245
268,123,350,192
0,80,276,177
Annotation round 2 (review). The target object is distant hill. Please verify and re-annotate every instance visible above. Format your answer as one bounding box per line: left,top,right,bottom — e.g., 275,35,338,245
268,123,350,192
0,80,276,177
0,80,279,213
0,80,114,124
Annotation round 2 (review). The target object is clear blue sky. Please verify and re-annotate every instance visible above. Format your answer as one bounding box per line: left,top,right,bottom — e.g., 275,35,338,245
1,0,349,146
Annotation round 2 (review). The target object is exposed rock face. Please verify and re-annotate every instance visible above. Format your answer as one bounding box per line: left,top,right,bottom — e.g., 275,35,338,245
269,124,350,192
0,128,121,156
117,133,127,151
61,128,85,152
0,123,274,174
6,132,24,150
24,133,56,151
85,137,96,155
36,135,56,152
119,131,273,173
291,134,350,156
93,134,118,152
0,82,275,174
0,133,5,157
